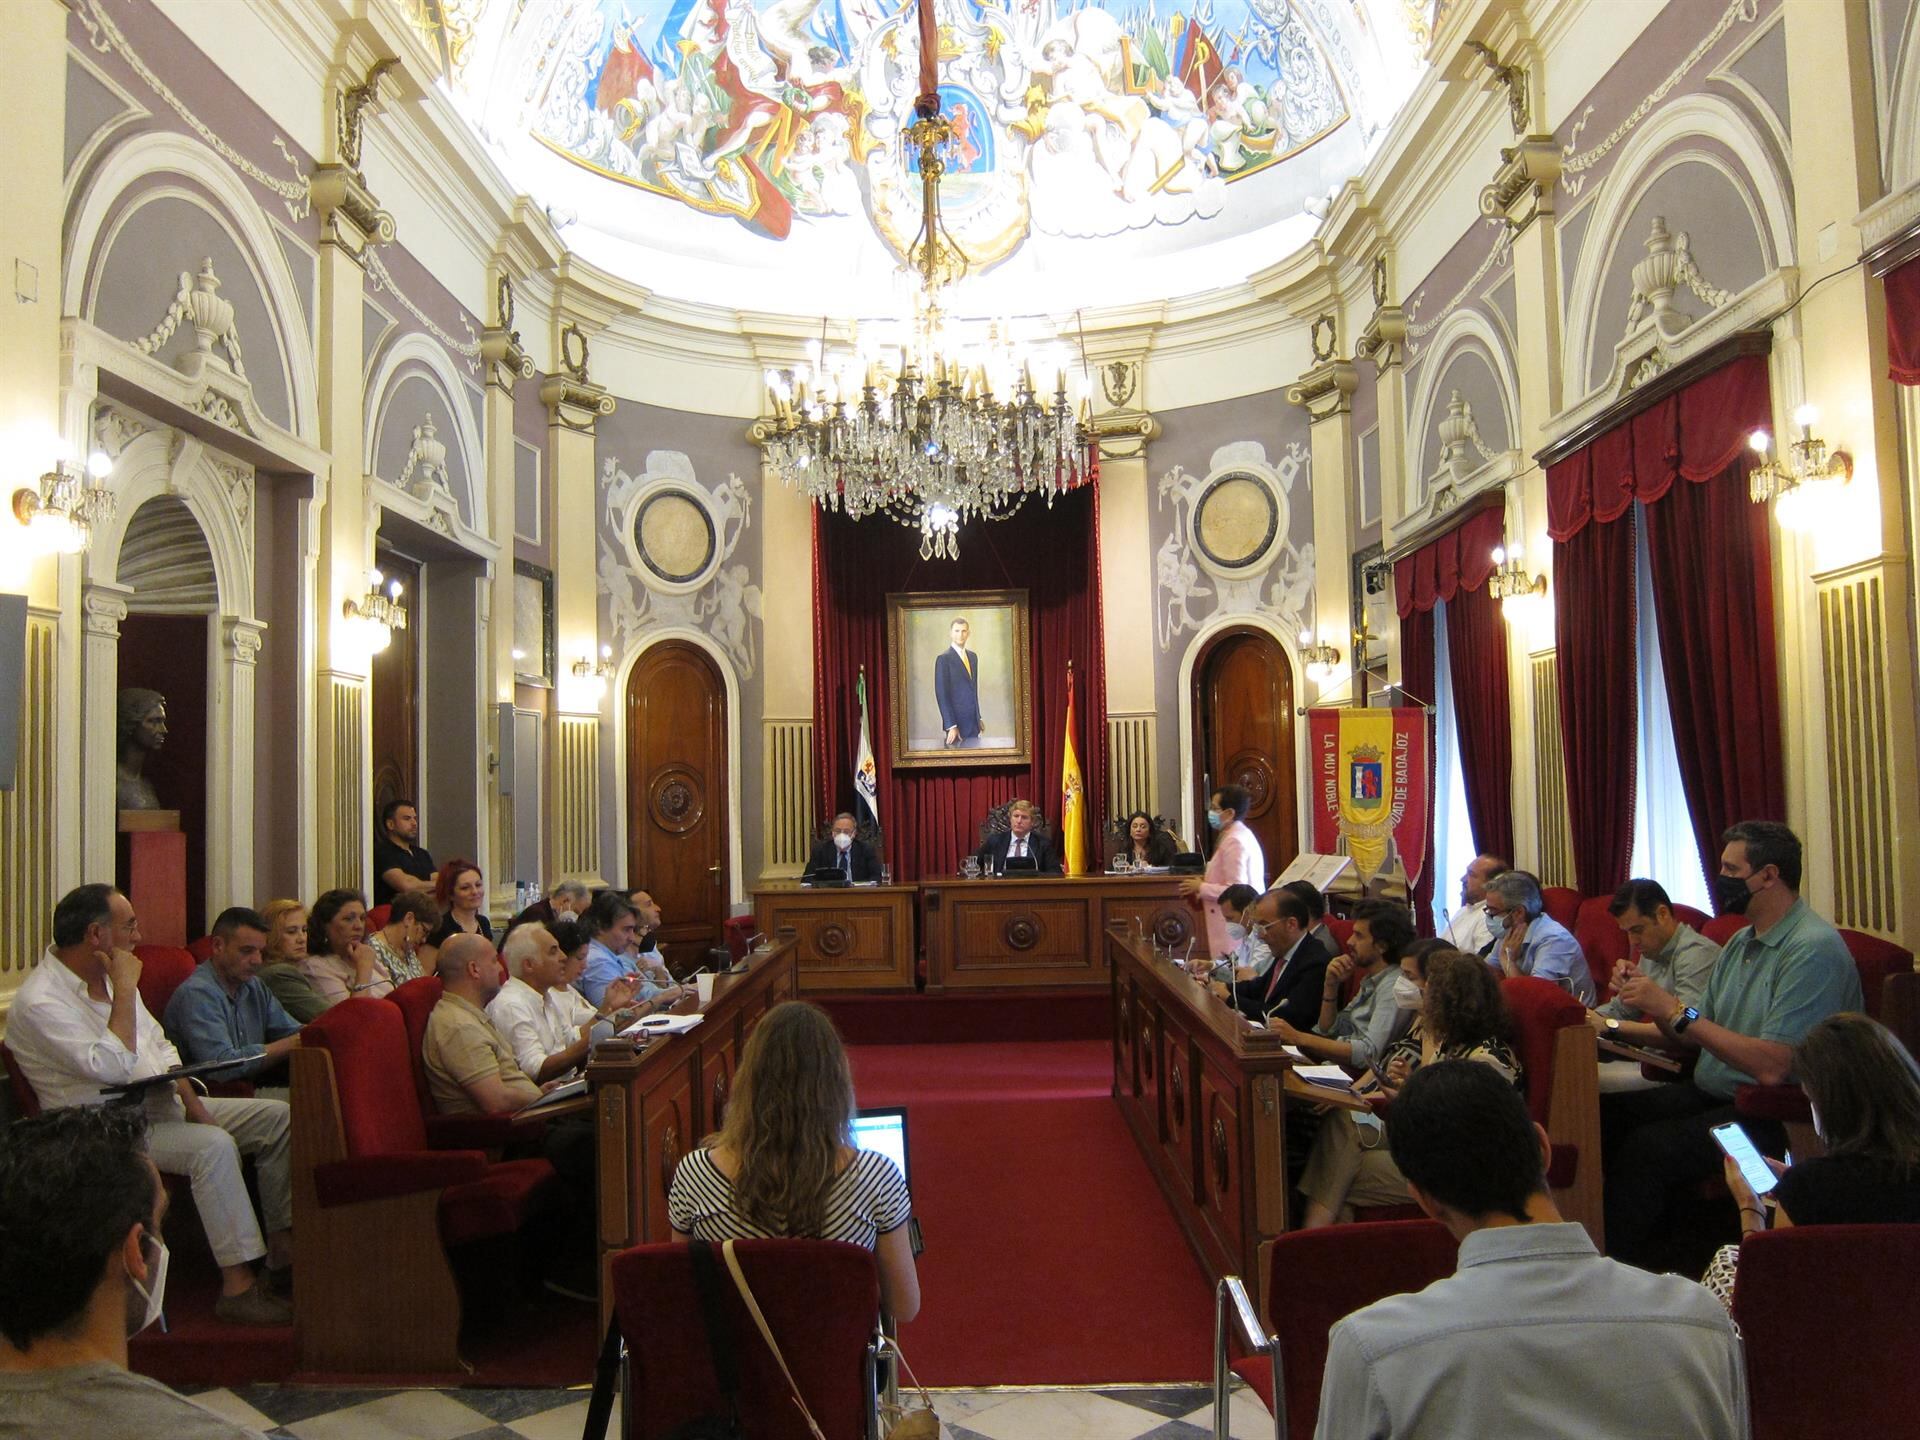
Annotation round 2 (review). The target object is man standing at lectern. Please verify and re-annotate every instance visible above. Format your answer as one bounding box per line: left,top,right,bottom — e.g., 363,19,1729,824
934,617,985,747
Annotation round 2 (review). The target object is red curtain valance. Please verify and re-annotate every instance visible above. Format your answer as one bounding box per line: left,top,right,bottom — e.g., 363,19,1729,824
1889,257,1920,386
1545,353,1772,541
1393,505,1505,618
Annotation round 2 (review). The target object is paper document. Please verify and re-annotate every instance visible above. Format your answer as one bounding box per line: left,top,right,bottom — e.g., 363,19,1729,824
618,1012,707,1039
1294,1064,1356,1088
1272,852,1353,891
519,1077,587,1112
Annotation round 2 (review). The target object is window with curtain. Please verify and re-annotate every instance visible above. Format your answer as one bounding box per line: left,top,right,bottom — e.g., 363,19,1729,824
1430,598,1479,934
1628,502,1712,911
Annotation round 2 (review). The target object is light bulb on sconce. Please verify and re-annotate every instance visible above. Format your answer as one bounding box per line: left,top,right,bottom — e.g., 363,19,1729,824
570,644,615,702
342,568,407,654
1299,627,1341,683
1749,408,1851,532
12,447,116,555
1489,541,1547,610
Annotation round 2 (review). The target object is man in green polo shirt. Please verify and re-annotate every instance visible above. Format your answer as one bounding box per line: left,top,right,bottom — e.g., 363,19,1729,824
1599,821,1860,1270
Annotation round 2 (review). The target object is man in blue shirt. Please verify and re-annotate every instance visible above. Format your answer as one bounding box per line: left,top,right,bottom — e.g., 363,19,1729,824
1601,821,1861,1269
576,890,685,1010
1485,870,1595,1004
163,906,302,1088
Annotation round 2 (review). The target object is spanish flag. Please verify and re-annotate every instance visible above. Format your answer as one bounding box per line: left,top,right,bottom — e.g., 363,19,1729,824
1060,663,1087,877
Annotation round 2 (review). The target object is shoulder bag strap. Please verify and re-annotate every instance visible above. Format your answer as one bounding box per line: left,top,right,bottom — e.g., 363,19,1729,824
581,1312,623,1440
720,1239,828,1440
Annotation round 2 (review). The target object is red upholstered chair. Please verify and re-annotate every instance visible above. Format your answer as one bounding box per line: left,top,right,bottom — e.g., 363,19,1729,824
1670,903,1712,932
290,998,558,1373
1701,914,1749,947
1540,887,1581,929
1733,1225,1920,1440
133,943,199,1025
611,1239,883,1440
1,1041,42,1118
722,914,756,964
1573,896,1629,1001
1215,1220,1459,1440
1882,970,1920,1059
186,935,216,963
1325,917,1354,956
365,903,392,931
386,976,524,1151
1501,977,1603,1245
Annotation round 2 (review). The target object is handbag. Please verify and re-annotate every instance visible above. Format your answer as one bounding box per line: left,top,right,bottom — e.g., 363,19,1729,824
717,1238,942,1440
582,1239,745,1440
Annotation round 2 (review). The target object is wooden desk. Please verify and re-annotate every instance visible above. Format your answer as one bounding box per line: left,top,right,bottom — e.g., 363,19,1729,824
1110,926,1304,1312
588,934,799,1327
752,883,918,992
921,874,1197,991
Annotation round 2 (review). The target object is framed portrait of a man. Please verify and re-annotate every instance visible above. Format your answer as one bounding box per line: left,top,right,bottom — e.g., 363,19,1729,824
886,589,1032,768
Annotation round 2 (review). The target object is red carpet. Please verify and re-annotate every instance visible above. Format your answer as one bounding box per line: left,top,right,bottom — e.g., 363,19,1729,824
852,1041,1215,1386
822,990,1110,1046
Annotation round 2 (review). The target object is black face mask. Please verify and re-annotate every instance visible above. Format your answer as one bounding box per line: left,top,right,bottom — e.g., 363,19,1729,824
1715,872,1756,915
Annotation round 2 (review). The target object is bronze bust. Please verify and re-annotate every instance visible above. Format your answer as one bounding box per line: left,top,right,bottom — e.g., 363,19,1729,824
116,687,168,810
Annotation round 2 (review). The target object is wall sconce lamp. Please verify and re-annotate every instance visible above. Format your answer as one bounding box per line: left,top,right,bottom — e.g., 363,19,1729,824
571,644,614,700
342,569,407,654
1488,543,1547,609
13,446,115,555
1299,627,1341,684
1749,406,1851,531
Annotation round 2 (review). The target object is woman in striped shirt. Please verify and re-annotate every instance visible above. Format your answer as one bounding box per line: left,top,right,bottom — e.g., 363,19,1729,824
668,1001,920,1321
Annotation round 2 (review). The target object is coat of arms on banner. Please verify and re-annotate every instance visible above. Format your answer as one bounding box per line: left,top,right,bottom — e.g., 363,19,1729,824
1307,708,1430,884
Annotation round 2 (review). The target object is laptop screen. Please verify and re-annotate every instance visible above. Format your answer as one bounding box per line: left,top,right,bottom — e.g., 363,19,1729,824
852,1106,910,1189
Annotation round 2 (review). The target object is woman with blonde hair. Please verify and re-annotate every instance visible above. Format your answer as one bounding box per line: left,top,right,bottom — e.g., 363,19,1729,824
667,1001,920,1321
257,897,328,1022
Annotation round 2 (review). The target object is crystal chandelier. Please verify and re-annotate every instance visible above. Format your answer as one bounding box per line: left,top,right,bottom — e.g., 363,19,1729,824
758,0,1093,560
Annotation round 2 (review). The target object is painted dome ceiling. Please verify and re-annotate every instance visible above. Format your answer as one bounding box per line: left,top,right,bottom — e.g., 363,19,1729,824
442,0,1431,314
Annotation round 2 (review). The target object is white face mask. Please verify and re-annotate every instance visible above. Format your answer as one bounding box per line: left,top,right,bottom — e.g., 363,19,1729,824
833,832,853,851
1224,923,1247,944
127,1233,169,1337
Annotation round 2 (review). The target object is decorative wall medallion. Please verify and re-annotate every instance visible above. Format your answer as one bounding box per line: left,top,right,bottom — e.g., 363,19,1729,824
1192,471,1280,571
814,923,852,960
1229,751,1275,815
1148,907,1190,950
633,489,718,585
1101,360,1138,410
1002,914,1043,951
648,765,706,833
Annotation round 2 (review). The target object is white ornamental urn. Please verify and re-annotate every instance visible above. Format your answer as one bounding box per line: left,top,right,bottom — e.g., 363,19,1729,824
186,258,233,356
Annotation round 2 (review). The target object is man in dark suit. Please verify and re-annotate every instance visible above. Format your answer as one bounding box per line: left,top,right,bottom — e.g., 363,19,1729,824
934,616,985,747
975,799,1060,874
806,812,882,882
1219,889,1332,1030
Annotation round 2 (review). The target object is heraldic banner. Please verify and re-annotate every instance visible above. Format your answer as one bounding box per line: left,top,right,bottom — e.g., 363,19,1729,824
1307,707,1431,885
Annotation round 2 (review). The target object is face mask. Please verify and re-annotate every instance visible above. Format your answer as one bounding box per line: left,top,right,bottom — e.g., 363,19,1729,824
1206,810,1226,831
833,832,853,851
126,1233,168,1337
1485,912,1507,940
1716,872,1757,914
1224,923,1247,945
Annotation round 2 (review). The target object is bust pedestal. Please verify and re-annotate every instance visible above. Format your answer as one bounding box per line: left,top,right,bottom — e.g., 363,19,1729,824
117,809,186,946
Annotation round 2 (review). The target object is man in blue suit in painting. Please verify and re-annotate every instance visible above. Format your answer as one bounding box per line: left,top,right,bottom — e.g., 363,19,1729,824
934,616,985,747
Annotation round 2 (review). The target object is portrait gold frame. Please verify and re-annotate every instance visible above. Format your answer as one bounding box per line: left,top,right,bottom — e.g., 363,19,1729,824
886,588,1032,769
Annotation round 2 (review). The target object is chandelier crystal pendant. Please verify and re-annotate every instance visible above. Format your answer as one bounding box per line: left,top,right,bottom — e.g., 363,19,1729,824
758,0,1093,561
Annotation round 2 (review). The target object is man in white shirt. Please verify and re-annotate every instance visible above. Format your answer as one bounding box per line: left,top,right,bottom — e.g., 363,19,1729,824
1315,1061,1748,1440
6,886,292,1327
489,923,636,1083
1443,853,1508,954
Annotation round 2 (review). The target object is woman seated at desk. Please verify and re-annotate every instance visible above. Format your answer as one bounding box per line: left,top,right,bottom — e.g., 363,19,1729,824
667,1001,920,1321
1111,811,1179,869
1297,949,1521,1228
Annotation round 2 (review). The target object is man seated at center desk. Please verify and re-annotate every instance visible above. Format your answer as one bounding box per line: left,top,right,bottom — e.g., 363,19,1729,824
806,811,882,882
974,798,1062,875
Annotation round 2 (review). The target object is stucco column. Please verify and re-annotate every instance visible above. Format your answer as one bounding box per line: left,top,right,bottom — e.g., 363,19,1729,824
481,280,533,905
1777,0,1918,934
80,583,131,882
1286,327,1359,703
754,450,815,878
541,328,614,887
1358,255,1410,686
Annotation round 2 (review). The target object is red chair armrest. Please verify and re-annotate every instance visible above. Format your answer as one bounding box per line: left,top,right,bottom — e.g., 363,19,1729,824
313,1151,489,1207
204,1080,256,1099
1735,1083,1812,1123
1545,1142,1579,1190
425,1112,536,1149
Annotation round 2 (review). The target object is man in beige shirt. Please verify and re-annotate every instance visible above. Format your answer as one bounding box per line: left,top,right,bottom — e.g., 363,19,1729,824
422,934,599,1299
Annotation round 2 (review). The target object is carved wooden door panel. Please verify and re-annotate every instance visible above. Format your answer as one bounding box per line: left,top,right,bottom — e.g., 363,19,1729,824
627,641,728,971
1194,627,1297,881
369,549,422,823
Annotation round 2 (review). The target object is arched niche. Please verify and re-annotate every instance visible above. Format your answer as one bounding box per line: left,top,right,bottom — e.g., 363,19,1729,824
365,334,487,539
79,427,264,926
1405,308,1520,512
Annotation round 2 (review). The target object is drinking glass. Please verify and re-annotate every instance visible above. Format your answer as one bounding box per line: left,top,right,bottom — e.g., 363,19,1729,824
1113,854,1132,875
880,862,893,886
962,856,980,880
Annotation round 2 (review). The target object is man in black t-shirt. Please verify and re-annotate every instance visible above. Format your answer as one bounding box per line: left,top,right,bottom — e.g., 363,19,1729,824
373,797,436,906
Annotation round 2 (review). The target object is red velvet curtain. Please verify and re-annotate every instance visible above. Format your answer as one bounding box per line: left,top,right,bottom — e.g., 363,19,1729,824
1393,504,1513,866
1545,352,1781,894
1399,606,1437,936
811,486,1107,881
1889,257,1920,386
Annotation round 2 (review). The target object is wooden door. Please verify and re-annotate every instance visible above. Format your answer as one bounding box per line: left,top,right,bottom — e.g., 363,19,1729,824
627,642,728,970
1193,627,1297,881
369,548,422,821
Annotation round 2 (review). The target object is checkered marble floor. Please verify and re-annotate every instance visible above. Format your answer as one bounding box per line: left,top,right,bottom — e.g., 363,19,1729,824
180,1380,1275,1440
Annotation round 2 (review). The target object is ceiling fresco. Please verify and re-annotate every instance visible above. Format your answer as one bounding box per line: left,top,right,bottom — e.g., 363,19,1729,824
443,0,1428,309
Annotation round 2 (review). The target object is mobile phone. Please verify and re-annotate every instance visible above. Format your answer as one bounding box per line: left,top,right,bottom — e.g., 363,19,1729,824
1710,1122,1779,1196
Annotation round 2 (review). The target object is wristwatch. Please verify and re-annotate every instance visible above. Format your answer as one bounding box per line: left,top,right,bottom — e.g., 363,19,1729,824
1671,1005,1700,1035
1604,1016,1621,1033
